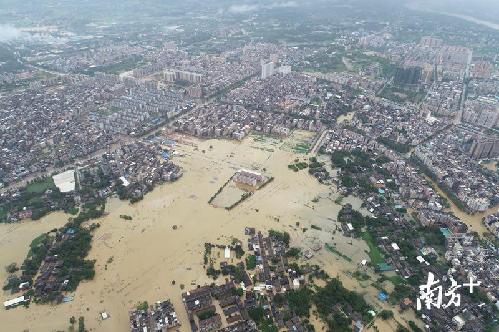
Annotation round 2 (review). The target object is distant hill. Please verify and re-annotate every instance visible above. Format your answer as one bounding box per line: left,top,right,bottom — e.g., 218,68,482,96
407,0,499,25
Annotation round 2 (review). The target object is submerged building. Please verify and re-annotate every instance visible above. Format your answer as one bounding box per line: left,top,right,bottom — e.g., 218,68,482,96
233,170,265,187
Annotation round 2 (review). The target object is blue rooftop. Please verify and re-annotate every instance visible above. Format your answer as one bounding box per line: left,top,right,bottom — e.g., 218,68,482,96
378,291,388,301
440,228,451,238
163,139,176,146
376,263,394,272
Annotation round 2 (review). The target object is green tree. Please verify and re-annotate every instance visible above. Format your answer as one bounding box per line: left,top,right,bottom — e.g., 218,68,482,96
285,247,301,259
245,255,257,270
136,301,148,311
408,321,423,332
286,288,312,317
269,230,290,246
5,262,18,274
380,310,394,320
78,316,86,332
396,326,410,332
248,307,265,324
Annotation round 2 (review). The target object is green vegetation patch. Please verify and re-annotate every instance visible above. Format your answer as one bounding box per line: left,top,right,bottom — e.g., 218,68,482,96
387,274,405,286
285,247,301,259
136,301,148,311
353,270,371,281
0,207,7,221
378,85,426,104
28,233,49,255
334,196,344,205
361,232,384,265
66,207,79,215
286,287,312,317
269,230,290,246
325,243,352,262
301,50,347,73
245,255,257,270
85,56,145,75
376,137,411,154
197,307,216,320
293,143,310,154
26,178,56,194
288,161,309,172
314,278,373,330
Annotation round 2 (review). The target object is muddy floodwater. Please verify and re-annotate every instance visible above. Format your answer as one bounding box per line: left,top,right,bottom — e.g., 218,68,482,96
1,131,421,331
0,212,69,286
423,175,498,235
481,160,497,172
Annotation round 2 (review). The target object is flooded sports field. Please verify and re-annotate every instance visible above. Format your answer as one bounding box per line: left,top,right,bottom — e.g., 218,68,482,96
1,131,420,331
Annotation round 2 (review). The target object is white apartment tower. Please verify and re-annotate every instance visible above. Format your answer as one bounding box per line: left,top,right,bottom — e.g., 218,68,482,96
261,61,275,79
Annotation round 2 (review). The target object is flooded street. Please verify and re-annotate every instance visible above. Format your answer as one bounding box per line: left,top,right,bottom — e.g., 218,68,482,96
0,212,69,285
1,131,419,331
424,175,498,235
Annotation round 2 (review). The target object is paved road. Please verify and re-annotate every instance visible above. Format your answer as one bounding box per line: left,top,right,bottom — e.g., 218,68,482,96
454,56,472,125
309,129,329,155
23,63,72,77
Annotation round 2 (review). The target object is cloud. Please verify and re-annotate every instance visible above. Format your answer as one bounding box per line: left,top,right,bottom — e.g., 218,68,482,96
270,1,299,8
226,1,300,14
0,25,26,42
228,4,260,14
0,25,68,44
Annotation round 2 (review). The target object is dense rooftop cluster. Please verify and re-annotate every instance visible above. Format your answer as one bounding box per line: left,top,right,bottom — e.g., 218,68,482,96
0,77,117,184
226,73,316,111
156,228,376,332
414,126,499,212
421,81,463,117
89,74,195,135
353,96,451,147
129,299,180,332
482,212,499,238
173,103,321,140
80,140,183,202
1,3,498,331
322,146,496,331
